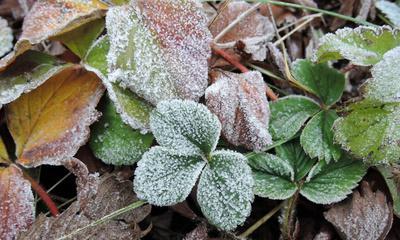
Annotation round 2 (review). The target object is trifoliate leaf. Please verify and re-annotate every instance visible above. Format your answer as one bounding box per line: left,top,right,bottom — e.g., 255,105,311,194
106,0,211,105
197,150,253,231
90,97,153,165
376,1,400,28
313,26,400,66
134,147,205,206
269,96,320,141
84,35,153,131
292,59,345,106
0,51,71,105
0,17,13,57
150,100,221,155
301,157,367,204
206,70,272,150
275,141,316,181
248,152,297,200
333,100,400,164
301,110,342,162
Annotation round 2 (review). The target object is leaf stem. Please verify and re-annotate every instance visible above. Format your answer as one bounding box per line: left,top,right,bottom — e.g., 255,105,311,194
239,201,285,238
281,191,300,240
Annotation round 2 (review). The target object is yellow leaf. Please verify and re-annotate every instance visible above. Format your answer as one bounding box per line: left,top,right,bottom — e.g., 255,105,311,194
6,66,104,167
0,137,9,164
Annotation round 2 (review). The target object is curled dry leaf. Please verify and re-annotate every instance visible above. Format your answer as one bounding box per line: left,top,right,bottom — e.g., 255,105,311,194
210,1,274,61
206,70,272,150
324,182,393,240
17,173,151,240
6,66,105,167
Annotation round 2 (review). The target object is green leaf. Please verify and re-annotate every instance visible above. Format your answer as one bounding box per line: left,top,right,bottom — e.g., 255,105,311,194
334,100,400,164
300,156,367,204
269,96,320,141
376,1,400,28
377,165,400,217
150,99,221,155
248,152,297,200
197,150,253,231
89,97,153,165
292,59,345,106
84,35,154,131
0,50,71,105
275,141,316,181
53,18,105,58
301,110,342,162
134,146,205,206
313,26,400,66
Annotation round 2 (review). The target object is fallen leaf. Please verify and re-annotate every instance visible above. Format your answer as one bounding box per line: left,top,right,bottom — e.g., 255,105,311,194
0,164,35,240
184,223,208,240
324,181,393,240
330,0,356,30
17,173,151,240
206,70,272,150
6,66,104,167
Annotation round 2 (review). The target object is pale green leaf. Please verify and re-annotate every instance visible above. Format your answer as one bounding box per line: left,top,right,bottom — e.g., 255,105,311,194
89,97,153,165
133,146,205,206
292,59,345,106
376,1,400,27
150,99,221,155
269,96,320,141
301,110,342,162
313,26,400,66
197,150,253,230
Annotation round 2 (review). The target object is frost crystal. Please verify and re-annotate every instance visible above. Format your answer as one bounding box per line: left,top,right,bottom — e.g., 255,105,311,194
0,17,13,57
206,70,272,150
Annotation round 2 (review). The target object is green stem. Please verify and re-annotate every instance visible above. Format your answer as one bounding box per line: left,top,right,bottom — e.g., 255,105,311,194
281,191,300,240
56,200,147,240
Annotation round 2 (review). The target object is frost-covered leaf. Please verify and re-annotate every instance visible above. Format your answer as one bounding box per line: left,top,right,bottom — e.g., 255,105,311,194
248,152,297,200
206,70,272,150
209,1,274,61
197,150,253,231
363,47,400,103
90,97,153,165
269,96,320,141
106,0,211,105
150,100,221,155
301,156,367,204
134,147,205,206
0,17,13,57
313,26,400,66
324,182,393,240
0,164,34,240
377,165,400,217
0,51,71,105
292,59,345,106
301,110,342,162
17,173,151,240
184,223,208,240
376,1,400,27
7,67,104,167
333,100,400,164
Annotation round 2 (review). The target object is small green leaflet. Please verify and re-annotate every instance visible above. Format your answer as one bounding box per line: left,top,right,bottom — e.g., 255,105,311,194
248,141,366,204
269,96,320,141
292,59,345,106
313,26,400,66
89,97,153,165
134,100,254,231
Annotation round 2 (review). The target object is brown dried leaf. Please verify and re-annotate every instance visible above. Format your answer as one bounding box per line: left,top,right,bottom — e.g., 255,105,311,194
324,181,393,240
17,173,151,240
210,1,274,61
331,0,356,30
0,164,34,240
184,223,208,240
206,70,272,150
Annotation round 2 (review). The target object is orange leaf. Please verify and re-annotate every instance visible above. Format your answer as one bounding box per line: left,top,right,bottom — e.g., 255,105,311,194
6,66,104,167
0,164,34,240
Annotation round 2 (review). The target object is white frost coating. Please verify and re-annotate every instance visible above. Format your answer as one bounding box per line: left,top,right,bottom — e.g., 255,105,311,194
0,17,13,57
0,165,34,240
134,146,205,206
376,1,400,27
197,150,254,231
106,0,211,105
206,70,272,150
365,46,400,103
150,99,221,155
